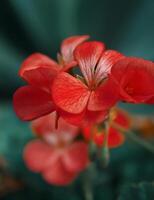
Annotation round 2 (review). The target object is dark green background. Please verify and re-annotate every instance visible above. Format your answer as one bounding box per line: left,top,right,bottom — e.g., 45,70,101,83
0,0,154,199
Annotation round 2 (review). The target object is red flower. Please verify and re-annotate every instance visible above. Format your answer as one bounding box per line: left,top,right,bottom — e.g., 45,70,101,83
13,35,89,121
52,42,124,126
24,112,89,186
82,108,131,148
109,57,154,104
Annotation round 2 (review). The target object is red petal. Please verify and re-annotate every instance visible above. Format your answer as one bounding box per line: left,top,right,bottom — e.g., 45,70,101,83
88,79,119,111
82,126,92,141
61,35,89,63
74,41,105,86
63,141,89,173
19,53,59,89
85,109,108,125
58,109,86,126
24,140,77,186
82,126,103,146
31,112,78,138
52,72,90,114
43,158,77,186
59,109,108,126
94,128,124,148
95,50,124,85
83,126,124,148
93,133,104,147
108,128,125,148
111,57,154,103
113,108,131,129
146,97,154,104
23,140,55,172
13,86,54,120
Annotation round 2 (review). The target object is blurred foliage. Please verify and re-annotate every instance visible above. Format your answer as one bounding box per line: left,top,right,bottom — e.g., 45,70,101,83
118,182,154,200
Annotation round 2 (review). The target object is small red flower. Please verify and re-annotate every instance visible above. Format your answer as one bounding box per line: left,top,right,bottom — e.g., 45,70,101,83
13,35,89,121
24,112,89,186
82,108,131,148
52,42,124,126
109,57,154,104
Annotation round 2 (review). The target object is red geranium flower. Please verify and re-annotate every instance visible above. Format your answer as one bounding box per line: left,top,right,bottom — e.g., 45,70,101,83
109,57,154,104
13,35,89,121
82,108,131,148
24,112,89,186
52,41,124,126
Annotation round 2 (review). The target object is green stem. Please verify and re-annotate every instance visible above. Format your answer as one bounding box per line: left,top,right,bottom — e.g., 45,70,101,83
112,122,154,153
83,165,94,200
97,121,110,167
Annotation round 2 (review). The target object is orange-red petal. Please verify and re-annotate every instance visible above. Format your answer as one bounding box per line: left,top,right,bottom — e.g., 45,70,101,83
61,35,89,63
23,140,55,172
63,141,89,173
88,79,119,111
111,57,154,103
95,50,124,85
19,53,59,90
43,158,77,186
107,128,125,148
31,112,78,138
13,86,54,120
52,72,90,114
74,41,105,85
113,108,131,129
59,109,108,126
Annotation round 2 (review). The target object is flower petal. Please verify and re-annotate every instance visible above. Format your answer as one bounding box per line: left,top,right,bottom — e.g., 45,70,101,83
63,141,89,173
32,112,78,139
95,50,124,85
82,126,92,142
88,79,119,111
24,140,76,186
146,97,154,104
61,35,89,63
111,57,154,103
74,41,105,86
59,109,107,126
43,158,77,186
108,128,125,148
52,72,90,114
82,126,124,148
13,86,54,120
19,53,59,89
113,108,131,129
23,140,55,172
58,109,86,126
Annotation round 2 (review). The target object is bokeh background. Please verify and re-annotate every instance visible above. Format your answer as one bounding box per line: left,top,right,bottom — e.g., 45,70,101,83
0,0,154,199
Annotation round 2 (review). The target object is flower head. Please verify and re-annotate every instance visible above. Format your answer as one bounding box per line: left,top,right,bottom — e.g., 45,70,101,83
13,35,89,121
109,57,154,104
24,112,89,186
52,42,124,126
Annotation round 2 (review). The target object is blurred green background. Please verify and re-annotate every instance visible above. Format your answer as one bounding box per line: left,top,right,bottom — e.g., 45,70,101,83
0,0,154,199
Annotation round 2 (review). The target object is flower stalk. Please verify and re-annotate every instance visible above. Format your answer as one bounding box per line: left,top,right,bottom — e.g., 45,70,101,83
83,165,94,200
97,121,110,167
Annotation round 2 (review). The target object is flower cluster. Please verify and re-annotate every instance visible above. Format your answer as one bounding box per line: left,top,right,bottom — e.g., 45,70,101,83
13,35,154,126
13,35,154,186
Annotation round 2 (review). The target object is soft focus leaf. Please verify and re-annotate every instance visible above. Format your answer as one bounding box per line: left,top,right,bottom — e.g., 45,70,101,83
118,182,154,200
